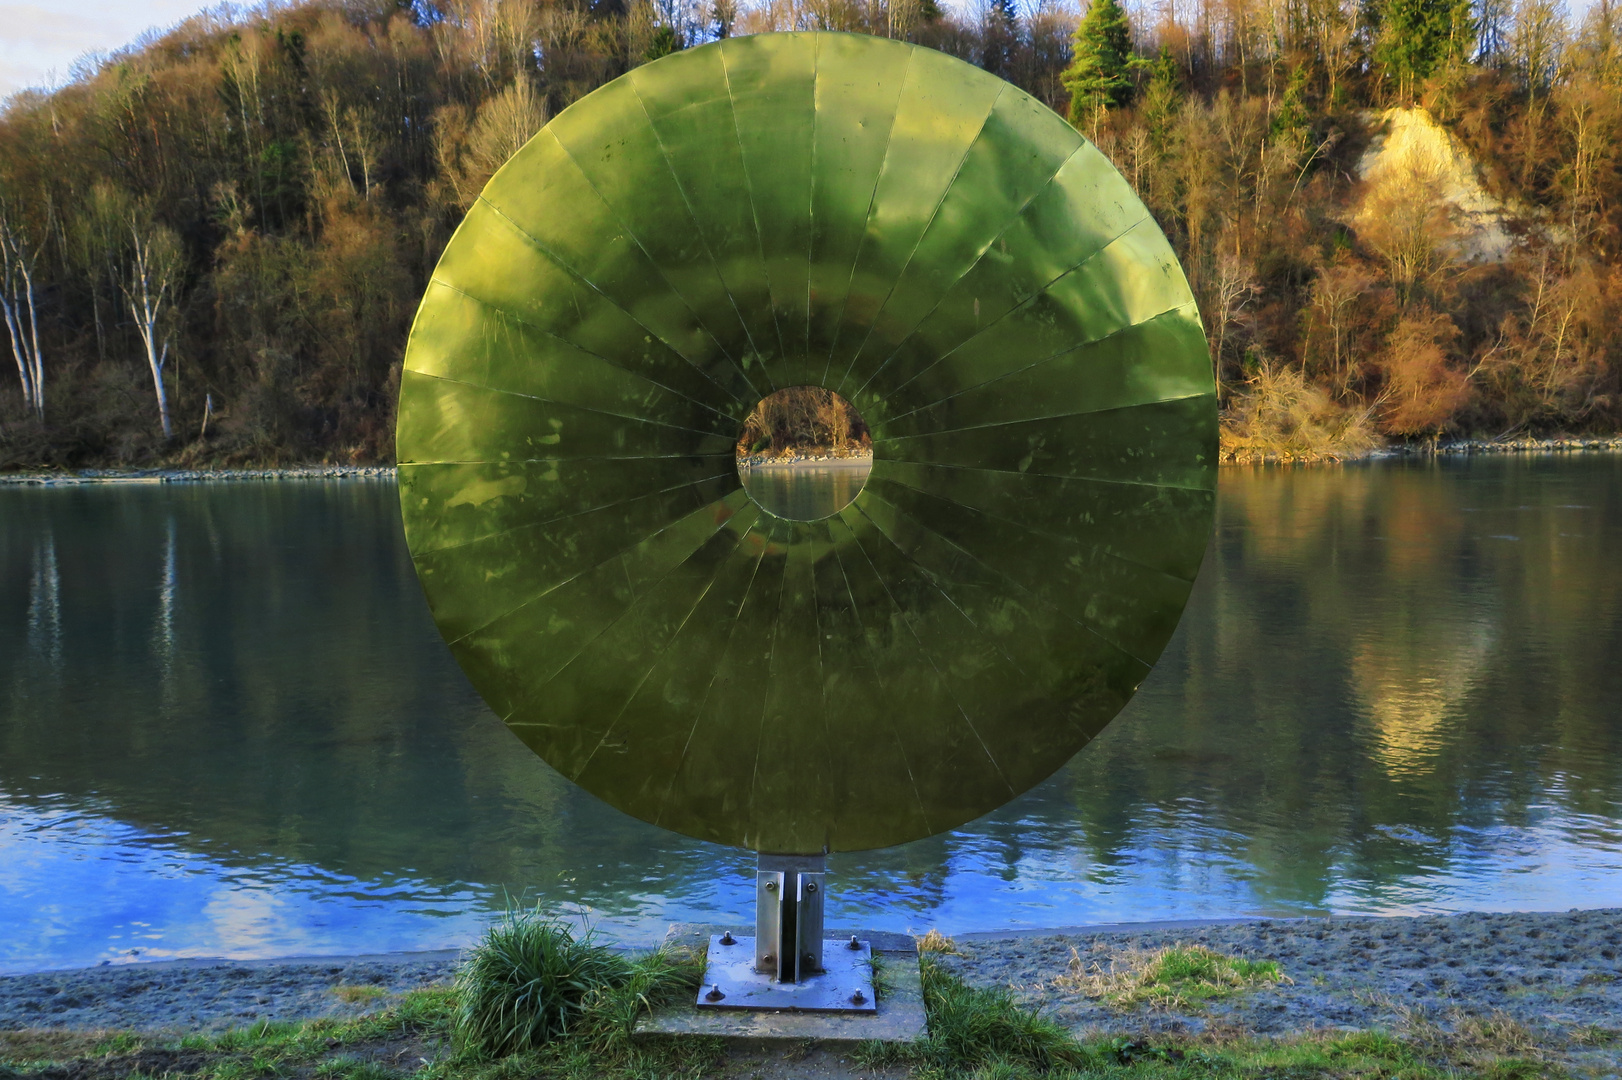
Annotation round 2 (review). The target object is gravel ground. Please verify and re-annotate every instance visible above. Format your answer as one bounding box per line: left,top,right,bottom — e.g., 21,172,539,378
939,908,1622,1073
0,953,460,1033
3,910,1619,1071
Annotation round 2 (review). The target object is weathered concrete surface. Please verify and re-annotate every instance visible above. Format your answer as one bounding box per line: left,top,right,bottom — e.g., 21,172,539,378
636,925,926,1046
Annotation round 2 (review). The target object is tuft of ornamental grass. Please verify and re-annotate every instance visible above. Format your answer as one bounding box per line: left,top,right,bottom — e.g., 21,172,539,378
452,910,632,1055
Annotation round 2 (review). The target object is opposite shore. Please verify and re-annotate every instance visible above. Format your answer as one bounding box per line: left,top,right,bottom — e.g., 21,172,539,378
2,435,1620,485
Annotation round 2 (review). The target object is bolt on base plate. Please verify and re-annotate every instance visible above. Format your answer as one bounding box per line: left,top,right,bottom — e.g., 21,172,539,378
696,934,877,1013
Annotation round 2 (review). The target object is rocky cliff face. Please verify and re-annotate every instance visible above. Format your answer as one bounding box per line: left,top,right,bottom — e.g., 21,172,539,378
1354,107,1517,263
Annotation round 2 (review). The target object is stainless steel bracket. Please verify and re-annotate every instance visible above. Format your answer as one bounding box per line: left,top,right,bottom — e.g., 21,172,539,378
697,933,875,1013
754,852,825,983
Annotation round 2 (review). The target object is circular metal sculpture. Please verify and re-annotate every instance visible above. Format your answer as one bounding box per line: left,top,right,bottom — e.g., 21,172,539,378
397,31,1216,856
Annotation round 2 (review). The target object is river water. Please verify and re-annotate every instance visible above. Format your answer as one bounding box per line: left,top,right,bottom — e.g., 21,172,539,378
2,456,1620,973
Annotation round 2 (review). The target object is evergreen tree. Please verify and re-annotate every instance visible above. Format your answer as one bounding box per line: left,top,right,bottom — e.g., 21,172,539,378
1062,0,1135,132
1140,44,1182,150
646,25,680,60
1373,0,1476,99
1271,63,1310,140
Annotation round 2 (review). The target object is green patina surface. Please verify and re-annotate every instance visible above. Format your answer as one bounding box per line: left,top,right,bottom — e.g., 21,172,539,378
396,32,1217,855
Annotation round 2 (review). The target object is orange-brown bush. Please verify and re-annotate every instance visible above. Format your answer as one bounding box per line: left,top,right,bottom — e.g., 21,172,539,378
736,387,872,458
1378,310,1472,435
1221,360,1381,461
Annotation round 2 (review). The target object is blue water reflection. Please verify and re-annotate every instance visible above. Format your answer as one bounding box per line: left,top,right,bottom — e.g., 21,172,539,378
2,457,1620,973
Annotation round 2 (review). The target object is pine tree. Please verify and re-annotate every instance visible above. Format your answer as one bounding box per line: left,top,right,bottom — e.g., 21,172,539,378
1062,0,1135,133
1140,44,1182,151
1271,63,1310,140
1374,0,1476,99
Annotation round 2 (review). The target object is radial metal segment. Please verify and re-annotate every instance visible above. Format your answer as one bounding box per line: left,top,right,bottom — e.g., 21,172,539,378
397,31,1217,855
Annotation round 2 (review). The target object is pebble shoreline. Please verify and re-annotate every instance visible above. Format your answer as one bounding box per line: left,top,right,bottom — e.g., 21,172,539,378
1224,435,1622,464
2,910,1617,1071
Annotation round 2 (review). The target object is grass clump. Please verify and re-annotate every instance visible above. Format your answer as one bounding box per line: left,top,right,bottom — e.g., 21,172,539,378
862,954,1087,1076
917,929,963,955
333,985,389,1005
452,910,633,1055
1060,943,1287,1010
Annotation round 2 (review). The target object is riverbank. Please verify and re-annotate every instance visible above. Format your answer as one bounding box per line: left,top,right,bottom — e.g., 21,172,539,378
941,908,1622,1073
3,909,1616,1073
736,450,874,469
4,435,1621,481
0,953,461,1034
1222,434,1622,464
0,465,396,486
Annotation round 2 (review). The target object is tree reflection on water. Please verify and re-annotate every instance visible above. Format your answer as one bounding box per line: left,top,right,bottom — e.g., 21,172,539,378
1,457,1619,970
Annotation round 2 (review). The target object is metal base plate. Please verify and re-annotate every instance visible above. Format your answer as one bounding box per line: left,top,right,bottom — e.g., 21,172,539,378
697,935,876,1013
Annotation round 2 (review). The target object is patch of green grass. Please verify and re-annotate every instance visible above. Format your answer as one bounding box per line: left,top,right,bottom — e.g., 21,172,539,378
333,986,389,1005
95,1031,147,1055
860,954,1086,1075
1059,943,1288,1011
216,1020,303,1051
1124,944,1286,1007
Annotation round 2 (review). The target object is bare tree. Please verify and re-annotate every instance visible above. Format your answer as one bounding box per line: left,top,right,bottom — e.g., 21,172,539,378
888,0,921,38
1556,80,1619,239
1358,149,1461,304
0,197,47,419
714,0,740,36
123,216,184,439
1510,0,1569,101
436,77,550,210
1210,249,1259,396
1307,261,1378,395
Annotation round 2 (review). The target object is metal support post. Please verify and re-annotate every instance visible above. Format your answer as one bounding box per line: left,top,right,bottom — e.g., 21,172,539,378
696,854,873,1012
755,852,825,983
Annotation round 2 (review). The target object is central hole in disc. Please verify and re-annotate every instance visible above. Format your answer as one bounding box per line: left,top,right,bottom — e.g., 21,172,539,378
735,387,873,521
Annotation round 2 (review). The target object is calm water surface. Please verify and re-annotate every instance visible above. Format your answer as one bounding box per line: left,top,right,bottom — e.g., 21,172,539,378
2,457,1620,972
737,459,872,519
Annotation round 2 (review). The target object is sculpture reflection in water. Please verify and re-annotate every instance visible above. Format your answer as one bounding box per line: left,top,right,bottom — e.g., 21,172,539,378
395,32,1216,1011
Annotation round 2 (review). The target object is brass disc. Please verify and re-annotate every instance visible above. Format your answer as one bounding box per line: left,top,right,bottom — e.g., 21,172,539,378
397,32,1216,853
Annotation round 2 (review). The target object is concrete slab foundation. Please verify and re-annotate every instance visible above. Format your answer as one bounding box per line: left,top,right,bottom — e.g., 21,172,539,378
636,924,926,1046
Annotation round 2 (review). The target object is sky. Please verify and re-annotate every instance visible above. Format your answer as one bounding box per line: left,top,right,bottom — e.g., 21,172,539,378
0,0,213,102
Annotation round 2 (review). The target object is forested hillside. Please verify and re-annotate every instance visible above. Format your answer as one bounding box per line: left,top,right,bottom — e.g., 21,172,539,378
0,0,1618,467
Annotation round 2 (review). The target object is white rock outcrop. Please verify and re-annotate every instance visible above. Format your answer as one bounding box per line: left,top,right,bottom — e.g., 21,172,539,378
1355,107,1516,262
